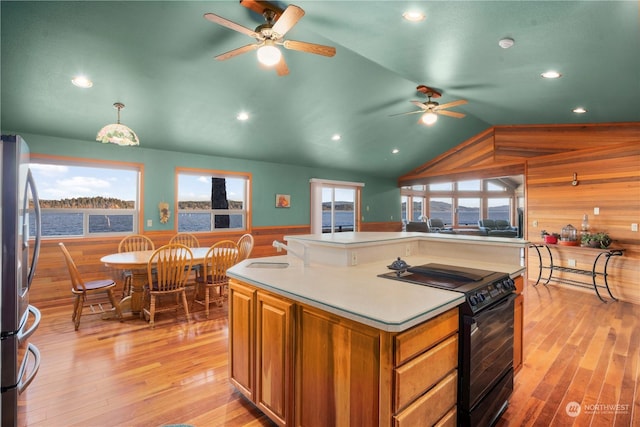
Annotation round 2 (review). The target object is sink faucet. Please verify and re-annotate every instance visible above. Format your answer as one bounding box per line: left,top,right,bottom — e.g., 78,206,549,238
272,240,309,266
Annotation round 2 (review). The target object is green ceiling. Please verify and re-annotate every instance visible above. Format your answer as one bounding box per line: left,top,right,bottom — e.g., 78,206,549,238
2,1,639,179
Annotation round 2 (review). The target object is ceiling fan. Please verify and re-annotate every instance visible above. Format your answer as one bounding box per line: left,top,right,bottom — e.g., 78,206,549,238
204,1,336,76
391,85,468,125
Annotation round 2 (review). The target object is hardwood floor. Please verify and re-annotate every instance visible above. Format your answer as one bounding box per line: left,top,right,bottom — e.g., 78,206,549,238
18,282,639,426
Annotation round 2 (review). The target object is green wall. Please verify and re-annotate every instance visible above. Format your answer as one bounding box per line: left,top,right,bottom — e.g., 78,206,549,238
18,132,401,231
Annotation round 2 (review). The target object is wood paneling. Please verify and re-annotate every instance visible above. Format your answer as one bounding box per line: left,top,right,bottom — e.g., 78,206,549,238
31,225,309,306
397,121,640,304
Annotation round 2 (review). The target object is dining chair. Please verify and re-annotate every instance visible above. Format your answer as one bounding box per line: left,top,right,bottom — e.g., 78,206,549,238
169,232,202,283
117,234,155,297
194,240,238,318
169,232,200,248
142,243,193,327
58,242,122,330
236,233,254,262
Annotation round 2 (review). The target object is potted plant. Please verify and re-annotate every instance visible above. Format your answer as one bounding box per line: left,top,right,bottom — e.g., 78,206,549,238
581,232,611,248
541,230,559,244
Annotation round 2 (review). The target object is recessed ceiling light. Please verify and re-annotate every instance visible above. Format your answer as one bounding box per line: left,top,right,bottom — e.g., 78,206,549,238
402,11,425,22
331,134,341,141
71,75,93,88
236,112,249,121
392,148,399,154
498,38,515,49
572,107,587,114
541,71,562,79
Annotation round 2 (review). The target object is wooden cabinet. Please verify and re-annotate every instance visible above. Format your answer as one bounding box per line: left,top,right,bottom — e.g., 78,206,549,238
513,275,524,373
229,279,294,426
255,291,294,426
229,278,459,427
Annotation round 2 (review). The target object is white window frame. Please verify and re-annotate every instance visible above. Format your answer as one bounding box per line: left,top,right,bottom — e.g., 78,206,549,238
310,178,363,234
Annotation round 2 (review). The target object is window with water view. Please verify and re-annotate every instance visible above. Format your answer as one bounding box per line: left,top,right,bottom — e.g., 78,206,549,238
29,160,140,238
176,170,249,232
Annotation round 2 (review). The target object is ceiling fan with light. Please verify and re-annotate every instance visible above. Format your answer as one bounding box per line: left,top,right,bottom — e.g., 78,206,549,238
204,0,336,76
391,85,468,125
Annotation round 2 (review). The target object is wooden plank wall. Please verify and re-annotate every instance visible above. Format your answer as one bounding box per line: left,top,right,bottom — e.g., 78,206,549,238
32,225,308,307
526,142,640,304
399,121,640,304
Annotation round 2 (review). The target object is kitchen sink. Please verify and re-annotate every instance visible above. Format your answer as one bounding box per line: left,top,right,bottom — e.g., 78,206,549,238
246,262,290,269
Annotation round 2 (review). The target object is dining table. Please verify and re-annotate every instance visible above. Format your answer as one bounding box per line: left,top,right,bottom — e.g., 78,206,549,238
101,247,210,316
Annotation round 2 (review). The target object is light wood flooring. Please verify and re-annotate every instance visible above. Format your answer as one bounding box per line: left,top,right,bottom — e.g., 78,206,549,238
18,282,639,426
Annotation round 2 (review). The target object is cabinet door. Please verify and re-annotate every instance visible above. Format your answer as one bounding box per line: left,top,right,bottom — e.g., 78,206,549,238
229,280,256,400
255,291,294,426
295,306,380,427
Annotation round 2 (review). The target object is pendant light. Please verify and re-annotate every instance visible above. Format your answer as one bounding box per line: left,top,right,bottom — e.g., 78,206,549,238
96,102,140,146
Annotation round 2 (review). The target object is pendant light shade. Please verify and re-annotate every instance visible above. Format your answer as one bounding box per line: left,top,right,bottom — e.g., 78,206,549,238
96,102,139,146
257,40,282,66
421,110,438,126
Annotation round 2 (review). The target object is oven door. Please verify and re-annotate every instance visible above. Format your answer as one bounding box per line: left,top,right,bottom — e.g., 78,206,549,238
460,293,515,413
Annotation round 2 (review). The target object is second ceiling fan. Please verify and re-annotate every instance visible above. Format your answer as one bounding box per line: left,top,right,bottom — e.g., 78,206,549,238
392,85,468,126
204,1,336,76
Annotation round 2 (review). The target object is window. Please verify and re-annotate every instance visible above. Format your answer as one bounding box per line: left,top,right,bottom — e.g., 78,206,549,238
487,198,511,221
310,179,363,234
29,158,140,238
430,197,453,226
400,176,522,229
177,169,250,232
457,198,480,226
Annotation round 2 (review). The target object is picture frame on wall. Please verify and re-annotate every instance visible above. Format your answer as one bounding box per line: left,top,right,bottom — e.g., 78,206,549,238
276,194,290,208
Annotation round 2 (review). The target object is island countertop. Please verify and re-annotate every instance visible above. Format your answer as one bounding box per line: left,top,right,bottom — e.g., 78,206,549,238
227,254,525,333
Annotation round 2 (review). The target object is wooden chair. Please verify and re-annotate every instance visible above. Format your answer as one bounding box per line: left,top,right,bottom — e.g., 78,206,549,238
169,232,202,283
142,244,193,327
236,233,254,262
169,232,200,248
58,242,122,331
118,234,155,297
194,240,238,318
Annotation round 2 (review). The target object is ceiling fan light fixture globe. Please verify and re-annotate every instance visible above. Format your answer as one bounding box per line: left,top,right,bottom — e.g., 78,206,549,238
421,111,438,125
257,42,282,66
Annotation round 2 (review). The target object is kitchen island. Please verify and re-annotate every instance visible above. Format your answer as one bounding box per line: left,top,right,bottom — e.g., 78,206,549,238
226,232,528,427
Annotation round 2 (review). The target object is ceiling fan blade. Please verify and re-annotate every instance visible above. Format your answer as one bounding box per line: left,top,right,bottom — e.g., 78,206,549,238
275,56,289,76
215,43,258,61
204,13,260,39
389,110,423,117
410,100,428,109
282,40,336,57
435,99,468,110
272,5,305,37
437,110,466,119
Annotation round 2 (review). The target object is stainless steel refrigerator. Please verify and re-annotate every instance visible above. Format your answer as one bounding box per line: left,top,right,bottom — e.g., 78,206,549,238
1,135,42,427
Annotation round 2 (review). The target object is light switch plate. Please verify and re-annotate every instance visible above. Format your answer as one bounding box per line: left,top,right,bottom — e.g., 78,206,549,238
632,223,638,232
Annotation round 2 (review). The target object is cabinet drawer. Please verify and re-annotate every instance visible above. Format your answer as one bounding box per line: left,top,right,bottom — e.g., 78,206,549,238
393,371,457,427
434,407,456,427
394,308,458,365
394,335,458,411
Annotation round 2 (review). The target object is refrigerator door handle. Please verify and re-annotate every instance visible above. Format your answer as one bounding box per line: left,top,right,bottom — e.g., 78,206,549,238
25,169,41,289
17,343,41,394
17,306,41,343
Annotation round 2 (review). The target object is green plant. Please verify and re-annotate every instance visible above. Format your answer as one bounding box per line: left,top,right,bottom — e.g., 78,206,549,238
581,232,611,248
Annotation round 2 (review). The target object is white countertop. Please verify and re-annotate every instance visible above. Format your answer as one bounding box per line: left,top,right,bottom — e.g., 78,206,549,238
227,253,525,333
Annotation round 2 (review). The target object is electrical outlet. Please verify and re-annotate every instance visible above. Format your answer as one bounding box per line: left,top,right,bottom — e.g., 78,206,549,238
351,251,358,266
568,259,576,267
147,219,152,227
533,220,538,227
405,245,411,256
632,223,638,232
594,207,600,215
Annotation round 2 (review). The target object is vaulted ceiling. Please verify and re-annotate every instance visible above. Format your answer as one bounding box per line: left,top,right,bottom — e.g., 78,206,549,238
2,1,638,179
